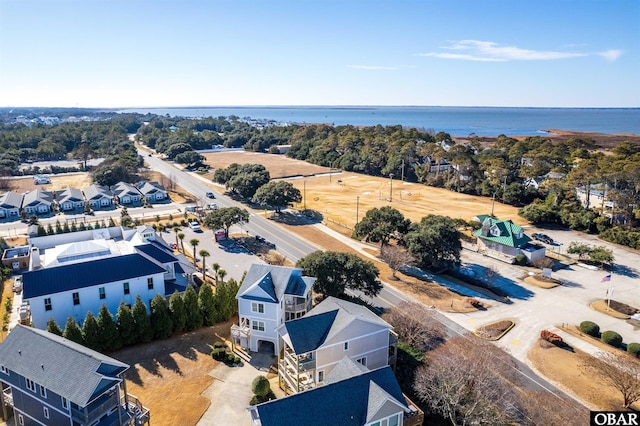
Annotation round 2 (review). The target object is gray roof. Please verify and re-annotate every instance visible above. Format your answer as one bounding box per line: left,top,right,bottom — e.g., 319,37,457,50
55,187,84,203
135,181,167,196
0,192,24,209
112,182,140,197
237,264,315,303
22,189,53,207
0,325,128,407
83,184,113,201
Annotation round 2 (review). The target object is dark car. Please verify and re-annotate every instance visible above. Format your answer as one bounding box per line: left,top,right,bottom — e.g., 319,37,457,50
206,191,215,199
532,232,553,244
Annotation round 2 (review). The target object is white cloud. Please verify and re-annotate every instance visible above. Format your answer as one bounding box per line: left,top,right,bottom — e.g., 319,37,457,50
415,40,621,62
347,65,398,70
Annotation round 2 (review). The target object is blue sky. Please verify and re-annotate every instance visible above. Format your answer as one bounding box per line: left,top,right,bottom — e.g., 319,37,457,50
1,0,638,108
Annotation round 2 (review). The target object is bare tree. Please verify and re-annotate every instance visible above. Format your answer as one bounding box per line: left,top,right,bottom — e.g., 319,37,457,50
413,337,523,426
379,245,414,278
582,352,640,409
382,301,445,351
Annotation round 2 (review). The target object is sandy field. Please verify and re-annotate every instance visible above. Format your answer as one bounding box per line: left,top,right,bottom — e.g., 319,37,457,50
5,173,93,193
202,151,330,179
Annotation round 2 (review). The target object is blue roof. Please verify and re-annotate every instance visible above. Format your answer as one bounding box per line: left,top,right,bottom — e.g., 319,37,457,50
136,243,177,264
257,273,278,302
284,310,338,353
284,275,308,296
255,366,407,426
22,254,166,298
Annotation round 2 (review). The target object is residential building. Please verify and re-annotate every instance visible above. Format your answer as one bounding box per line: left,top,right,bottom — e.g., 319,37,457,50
232,264,315,354
112,182,141,205
473,216,545,263
249,357,423,426
0,324,149,426
21,190,53,215
55,187,85,211
21,226,195,329
0,192,23,219
576,183,614,209
83,184,114,209
277,296,397,394
134,181,168,203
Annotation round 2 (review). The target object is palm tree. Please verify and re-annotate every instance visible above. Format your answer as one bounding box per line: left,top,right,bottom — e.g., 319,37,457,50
173,226,181,249
211,263,221,285
178,233,185,252
218,269,227,285
189,238,199,265
199,249,210,279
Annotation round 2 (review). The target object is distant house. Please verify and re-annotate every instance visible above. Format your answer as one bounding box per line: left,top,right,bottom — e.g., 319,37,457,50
576,183,614,209
473,216,545,263
524,172,566,190
112,182,141,205
135,181,168,203
232,264,315,354
0,192,24,219
276,296,397,394
83,184,113,208
55,187,85,211
22,190,53,215
0,324,150,426
249,358,423,426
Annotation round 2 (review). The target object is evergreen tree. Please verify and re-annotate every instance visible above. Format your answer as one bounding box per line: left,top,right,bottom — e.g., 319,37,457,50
169,291,186,333
46,318,63,336
97,304,122,351
198,283,216,326
82,311,102,352
150,294,173,339
37,224,47,236
213,279,240,322
62,316,83,345
132,295,153,343
116,302,137,346
183,284,203,331
46,223,54,235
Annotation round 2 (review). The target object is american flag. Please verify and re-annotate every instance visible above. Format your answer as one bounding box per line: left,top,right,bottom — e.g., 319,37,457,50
601,274,611,282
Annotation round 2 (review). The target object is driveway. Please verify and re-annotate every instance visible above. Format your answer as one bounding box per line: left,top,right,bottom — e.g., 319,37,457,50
197,351,280,426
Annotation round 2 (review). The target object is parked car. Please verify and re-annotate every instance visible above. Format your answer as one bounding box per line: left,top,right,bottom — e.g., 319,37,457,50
206,203,218,210
189,221,202,232
206,192,215,199
532,233,553,244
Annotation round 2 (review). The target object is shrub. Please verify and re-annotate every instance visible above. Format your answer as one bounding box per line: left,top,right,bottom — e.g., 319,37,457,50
540,330,563,346
251,375,271,398
226,352,237,363
579,321,600,337
514,254,527,265
214,341,226,348
211,347,226,360
234,356,241,364
627,343,640,358
601,330,623,347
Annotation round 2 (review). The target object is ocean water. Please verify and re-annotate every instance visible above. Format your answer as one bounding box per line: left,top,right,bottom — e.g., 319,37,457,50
118,106,640,137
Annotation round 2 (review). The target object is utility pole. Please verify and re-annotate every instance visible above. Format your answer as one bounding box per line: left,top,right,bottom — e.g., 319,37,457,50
389,173,394,202
401,159,405,182
356,196,360,225
303,180,306,210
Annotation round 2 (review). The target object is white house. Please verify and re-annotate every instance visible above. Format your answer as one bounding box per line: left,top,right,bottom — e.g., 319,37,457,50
83,184,113,208
22,189,53,214
276,297,397,395
135,181,168,203
55,187,85,211
0,192,23,219
112,182,141,205
232,264,315,354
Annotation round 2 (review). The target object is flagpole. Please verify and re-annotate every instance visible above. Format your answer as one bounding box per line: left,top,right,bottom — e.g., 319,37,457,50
607,272,613,311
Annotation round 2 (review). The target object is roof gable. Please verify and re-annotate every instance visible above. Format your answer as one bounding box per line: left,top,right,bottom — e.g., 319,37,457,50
237,264,313,302
0,192,24,209
473,217,531,248
284,310,338,353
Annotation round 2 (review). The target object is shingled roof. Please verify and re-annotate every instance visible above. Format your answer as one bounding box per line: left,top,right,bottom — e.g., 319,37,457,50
237,264,315,303
0,325,128,407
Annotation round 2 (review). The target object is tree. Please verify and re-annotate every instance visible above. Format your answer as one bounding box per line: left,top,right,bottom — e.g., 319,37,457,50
198,283,216,326
62,316,84,345
379,245,414,278
213,279,240,322
178,232,185,252
582,352,640,408
199,249,210,279
353,206,411,248
189,238,200,265
183,284,203,331
173,226,181,248
150,294,173,339
116,302,137,346
252,181,302,213
97,304,122,351
46,318,63,336
296,250,382,299
82,311,102,352
132,295,153,343
175,150,204,168
203,207,250,238
169,290,187,333
382,302,446,352
566,241,591,260
589,245,615,267
405,214,461,271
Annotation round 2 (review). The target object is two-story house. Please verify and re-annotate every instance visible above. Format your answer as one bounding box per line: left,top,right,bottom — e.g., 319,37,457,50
0,324,150,426
55,187,85,211
232,264,315,354
473,216,545,263
276,296,397,395
249,357,423,426
83,184,114,209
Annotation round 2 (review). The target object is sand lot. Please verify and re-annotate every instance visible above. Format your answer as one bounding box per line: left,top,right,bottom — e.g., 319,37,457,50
202,151,524,227
6,173,93,193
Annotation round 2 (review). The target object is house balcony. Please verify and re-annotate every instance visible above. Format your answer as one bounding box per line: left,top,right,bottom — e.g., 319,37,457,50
2,387,12,407
71,391,120,425
123,393,150,425
403,393,425,426
279,348,316,394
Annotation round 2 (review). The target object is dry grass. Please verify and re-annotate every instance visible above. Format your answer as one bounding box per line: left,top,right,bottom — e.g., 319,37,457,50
523,275,561,289
473,319,515,340
590,300,632,319
8,173,93,193
110,321,234,426
202,151,329,179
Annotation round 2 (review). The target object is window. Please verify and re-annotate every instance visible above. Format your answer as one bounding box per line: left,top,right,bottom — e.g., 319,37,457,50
0,365,8,375
40,385,47,398
99,287,106,299
62,397,68,409
388,414,399,426
356,357,367,367
72,292,80,305
44,298,52,311
43,407,49,419
26,378,36,392
344,341,349,351
251,321,265,332
123,282,130,295
318,371,324,383
251,302,264,314
18,414,24,426
147,277,154,290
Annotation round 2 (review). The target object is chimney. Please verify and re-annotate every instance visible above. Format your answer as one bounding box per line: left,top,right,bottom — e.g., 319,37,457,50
29,247,41,270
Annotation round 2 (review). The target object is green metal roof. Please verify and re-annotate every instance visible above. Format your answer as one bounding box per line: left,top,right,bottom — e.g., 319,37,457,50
473,217,531,248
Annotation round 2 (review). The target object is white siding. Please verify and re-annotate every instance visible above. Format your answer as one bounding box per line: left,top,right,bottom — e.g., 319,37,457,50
238,298,281,352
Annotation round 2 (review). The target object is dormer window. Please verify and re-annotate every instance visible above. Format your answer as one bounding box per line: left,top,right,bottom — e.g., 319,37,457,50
490,225,500,237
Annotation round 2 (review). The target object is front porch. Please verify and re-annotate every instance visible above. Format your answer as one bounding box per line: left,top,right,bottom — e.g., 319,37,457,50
278,342,316,394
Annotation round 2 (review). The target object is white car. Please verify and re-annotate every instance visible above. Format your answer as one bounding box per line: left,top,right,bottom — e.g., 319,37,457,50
189,222,202,232
206,203,218,210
